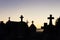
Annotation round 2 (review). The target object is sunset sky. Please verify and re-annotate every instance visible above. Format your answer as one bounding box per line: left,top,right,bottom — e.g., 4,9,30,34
0,0,60,28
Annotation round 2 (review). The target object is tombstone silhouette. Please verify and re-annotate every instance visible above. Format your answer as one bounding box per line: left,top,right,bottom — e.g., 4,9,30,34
29,21,36,32
48,14,54,26
41,23,48,32
41,14,54,32
47,14,55,32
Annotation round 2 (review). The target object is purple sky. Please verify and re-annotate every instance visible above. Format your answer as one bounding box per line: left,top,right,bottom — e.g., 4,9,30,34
0,0,60,28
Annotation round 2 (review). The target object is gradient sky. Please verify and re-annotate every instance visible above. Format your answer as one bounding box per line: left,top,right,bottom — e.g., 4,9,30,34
0,0,60,28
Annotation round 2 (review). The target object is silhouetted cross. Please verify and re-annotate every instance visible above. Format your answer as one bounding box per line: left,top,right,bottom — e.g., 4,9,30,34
48,14,54,25
20,15,24,22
